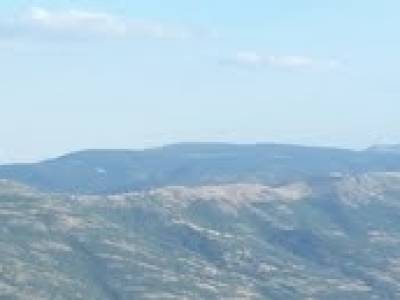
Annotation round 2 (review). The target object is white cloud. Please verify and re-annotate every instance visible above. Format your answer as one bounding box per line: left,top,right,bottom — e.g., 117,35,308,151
27,7,128,36
1,7,194,41
234,51,264,66
228,51,341,70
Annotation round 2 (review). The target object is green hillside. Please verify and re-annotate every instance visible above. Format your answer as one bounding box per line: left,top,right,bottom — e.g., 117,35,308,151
2,173,400,299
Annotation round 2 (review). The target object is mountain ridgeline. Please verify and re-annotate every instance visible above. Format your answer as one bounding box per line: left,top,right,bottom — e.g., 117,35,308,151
2,143,400,299
1,143,400,194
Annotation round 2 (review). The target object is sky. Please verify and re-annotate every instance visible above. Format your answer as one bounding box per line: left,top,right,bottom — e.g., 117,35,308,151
0,0,399,162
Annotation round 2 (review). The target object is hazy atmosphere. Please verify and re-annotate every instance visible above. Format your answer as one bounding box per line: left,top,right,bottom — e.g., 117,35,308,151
3,2,400,299
1,0,399,162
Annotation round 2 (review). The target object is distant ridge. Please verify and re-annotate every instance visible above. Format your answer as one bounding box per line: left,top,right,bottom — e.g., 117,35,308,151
0,143,400,194
367,144,400,154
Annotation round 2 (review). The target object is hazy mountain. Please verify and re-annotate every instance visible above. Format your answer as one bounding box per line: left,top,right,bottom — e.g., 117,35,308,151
2,173,400,299
367,144,400,154
1,143,400,194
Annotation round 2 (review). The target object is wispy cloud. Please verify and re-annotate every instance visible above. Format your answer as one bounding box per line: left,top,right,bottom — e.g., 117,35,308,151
26,7,128,36
227,51,341,70
0,7,195,41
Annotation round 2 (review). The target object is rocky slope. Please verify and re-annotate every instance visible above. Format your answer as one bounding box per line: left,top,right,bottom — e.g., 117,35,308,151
2,173,400,299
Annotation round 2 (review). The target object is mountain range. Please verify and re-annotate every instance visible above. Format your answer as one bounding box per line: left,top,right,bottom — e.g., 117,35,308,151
1,143,400,194
1,143,400,299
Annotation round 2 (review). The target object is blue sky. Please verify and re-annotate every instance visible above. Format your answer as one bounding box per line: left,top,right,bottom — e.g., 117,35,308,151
0,0,399,162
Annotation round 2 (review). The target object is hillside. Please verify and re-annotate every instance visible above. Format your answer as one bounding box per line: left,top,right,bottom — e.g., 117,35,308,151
2,173,400,299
